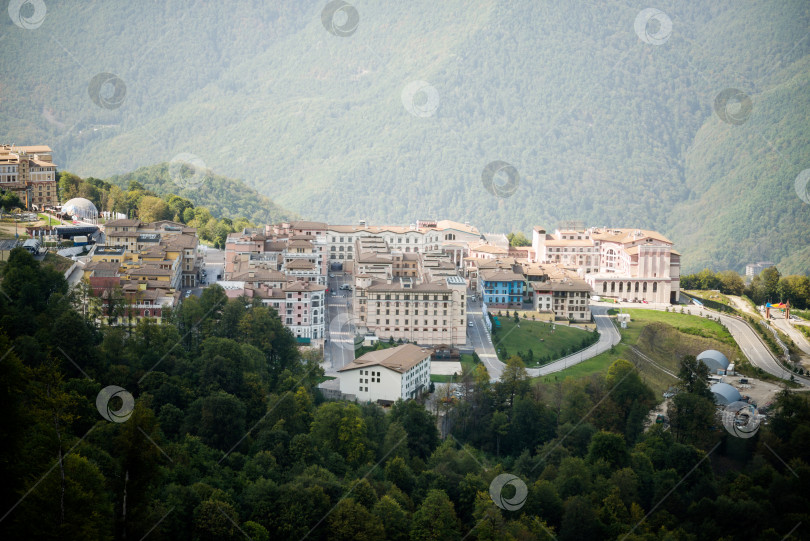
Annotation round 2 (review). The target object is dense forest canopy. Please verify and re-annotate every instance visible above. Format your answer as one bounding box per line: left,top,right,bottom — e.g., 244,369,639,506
1,1,809,273
1,248,809,539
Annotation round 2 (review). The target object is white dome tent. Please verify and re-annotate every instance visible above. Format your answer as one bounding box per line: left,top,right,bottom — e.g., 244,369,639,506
710,382,742,406
697,350,730,374
61,198,99,222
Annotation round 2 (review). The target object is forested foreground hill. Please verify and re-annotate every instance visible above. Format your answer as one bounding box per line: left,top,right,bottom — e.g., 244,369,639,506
2,1,809,272
105,163,298,226
3,247,810,539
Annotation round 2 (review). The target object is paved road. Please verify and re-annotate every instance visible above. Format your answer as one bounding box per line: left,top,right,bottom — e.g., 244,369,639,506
466,303,620,382
465,304,502,380
771,315,810,356
323,272,355,375
601,301,810,386
528,306,621,377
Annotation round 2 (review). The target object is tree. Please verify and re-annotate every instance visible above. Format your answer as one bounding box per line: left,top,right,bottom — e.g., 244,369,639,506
717,270,745,296
328,498,386,541
310,402,373,467
410,489,461,541
587,431,629,468
193,500,241,541
490,411,509,457
390,400,439,460
385,456,416,494
667,392,716,447
507,232,531,246
761,267,782,301
373,495,410,541
677,355,712,398
496,356,529,410
137,195,171,222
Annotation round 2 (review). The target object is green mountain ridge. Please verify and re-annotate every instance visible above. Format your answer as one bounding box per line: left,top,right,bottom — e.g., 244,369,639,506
2,0,809,273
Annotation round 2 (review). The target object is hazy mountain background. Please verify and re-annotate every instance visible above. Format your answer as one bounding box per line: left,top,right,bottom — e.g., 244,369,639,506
2,0,809,273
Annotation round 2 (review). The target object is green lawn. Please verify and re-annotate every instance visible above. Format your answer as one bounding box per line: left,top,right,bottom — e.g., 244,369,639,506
792,309,810,320
431,354,477,383
491,317,597,366
354,340,397,359
38,213,62,225
534,347,622,387
684,289,732,306
533,309,747,397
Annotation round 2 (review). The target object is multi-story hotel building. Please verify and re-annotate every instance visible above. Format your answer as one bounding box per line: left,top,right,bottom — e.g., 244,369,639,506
523,263,592,322
354,274,467,346
326,219,482,269
531,227,600,273
102,219,201,288
350,233,467,345
531,225,680,304
0,144,58,209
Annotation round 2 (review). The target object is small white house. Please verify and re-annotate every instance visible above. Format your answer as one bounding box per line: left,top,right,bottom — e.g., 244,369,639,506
337,344,432,402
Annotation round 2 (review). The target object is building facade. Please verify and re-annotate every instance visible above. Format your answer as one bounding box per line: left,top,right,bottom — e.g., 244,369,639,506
0,145,58,209
337,344,432,402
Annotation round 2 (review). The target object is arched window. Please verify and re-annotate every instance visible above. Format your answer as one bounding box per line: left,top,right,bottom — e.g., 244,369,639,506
602,282,607,293
653,282,657,293
619,282,623,292
611,282,615,292
635,282,639,292
643,282,647,293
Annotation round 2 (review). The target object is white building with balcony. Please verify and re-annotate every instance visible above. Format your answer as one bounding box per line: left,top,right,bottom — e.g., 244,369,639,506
337,344,432,402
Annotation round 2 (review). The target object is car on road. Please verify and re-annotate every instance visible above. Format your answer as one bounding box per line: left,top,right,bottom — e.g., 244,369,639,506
468,321,474,327
329,273,335,278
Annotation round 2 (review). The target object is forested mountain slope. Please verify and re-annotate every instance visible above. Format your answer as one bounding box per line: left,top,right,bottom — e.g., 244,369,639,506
105,164,297,226
2,0,808,272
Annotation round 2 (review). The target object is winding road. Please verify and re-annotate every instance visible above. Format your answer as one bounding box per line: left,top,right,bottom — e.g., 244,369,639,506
466,304,620,382
468,297,809,386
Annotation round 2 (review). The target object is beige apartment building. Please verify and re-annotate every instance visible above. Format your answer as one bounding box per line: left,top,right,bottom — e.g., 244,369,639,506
101,219,201,288
523,263,592,321
351,233,467,345
353,275,467,346
327,219,482,269
0,144,58,209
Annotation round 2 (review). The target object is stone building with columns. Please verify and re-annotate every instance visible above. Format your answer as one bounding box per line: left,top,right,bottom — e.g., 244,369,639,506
532,226,680,304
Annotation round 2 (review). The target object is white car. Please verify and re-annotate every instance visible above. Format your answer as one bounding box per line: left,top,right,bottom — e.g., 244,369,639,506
468,321,474,327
